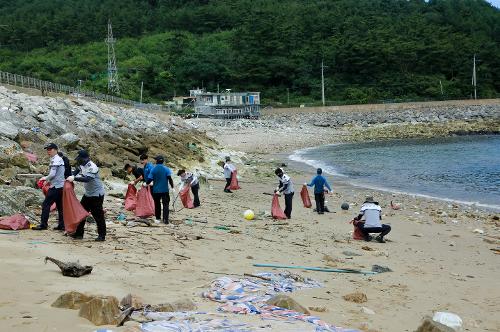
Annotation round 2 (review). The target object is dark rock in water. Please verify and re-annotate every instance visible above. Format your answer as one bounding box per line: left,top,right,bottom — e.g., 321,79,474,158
44,256,93,277
341,202,350,210
372,264,392,273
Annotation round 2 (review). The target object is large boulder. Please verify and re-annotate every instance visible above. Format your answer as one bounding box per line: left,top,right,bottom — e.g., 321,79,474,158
0,186,44,217
266,294,310,315
0,121,19,140
55,132,80,150
78,295,120,326
0,138,27,168
51,291,93,310
149,299,197,312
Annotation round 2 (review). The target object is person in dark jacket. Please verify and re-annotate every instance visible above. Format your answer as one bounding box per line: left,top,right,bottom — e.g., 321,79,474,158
306,168,332,214
124,163,144,185
67,150,106,241
146,155,174,224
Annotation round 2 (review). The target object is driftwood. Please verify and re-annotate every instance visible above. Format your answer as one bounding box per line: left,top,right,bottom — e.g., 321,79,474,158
243,273,272,281
116,307,134,326
44,256,93,277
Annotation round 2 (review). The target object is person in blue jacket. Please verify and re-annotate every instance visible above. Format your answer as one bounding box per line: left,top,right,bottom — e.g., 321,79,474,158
140,154,154,185
306,168,332,214
146,155,174,224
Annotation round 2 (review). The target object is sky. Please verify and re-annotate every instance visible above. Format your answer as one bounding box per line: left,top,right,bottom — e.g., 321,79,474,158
487,0,500,7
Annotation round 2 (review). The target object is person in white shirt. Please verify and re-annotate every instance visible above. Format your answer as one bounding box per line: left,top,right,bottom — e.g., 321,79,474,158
222,156,236,193
33,143,66,231
274,168,295,219
354,196,391,243
177,169,200,207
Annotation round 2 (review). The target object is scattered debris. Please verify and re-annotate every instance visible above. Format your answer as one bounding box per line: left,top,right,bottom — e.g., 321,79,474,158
342,292,367,303
371,265,392,273
361,307,375,315
44,256,93,277
308,306,328,312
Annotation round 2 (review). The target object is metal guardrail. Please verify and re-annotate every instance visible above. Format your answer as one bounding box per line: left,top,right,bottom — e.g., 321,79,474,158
0,70,162,111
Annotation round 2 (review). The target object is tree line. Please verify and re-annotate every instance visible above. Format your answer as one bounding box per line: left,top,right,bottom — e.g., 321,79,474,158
0,0,498,104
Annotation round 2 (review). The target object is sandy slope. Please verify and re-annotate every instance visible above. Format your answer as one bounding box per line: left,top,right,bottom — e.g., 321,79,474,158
0,120,499,332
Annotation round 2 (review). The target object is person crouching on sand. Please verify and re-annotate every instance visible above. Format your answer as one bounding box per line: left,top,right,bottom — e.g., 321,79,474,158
354,196,391,243
274,168,295,219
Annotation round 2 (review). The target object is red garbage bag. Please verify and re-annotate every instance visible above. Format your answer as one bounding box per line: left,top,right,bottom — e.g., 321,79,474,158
350,219,365,240
124,184,137,211
300,185,312,208
271,194,287,220
37,178,56,212
229,170,241,190
135,186,155,218
0,214,30,230
179,185,195,209
62,181,90,233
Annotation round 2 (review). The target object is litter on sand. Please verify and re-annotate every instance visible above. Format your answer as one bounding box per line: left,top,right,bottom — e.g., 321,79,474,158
253,263,377,275
201,271,360,332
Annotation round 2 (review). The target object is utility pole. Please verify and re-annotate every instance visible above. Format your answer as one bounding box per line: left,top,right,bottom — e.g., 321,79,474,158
439,80,443,96
140,81,144,104
287,88,290,105
321,60,327,106
217,83,220,93
106,19,120,95
472,54,477,100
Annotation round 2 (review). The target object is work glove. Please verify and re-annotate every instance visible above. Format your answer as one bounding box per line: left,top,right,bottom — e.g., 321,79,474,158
148,181,154,186
66,176,74,182
304,183,308,186
142,182,148,187
40,176,46,181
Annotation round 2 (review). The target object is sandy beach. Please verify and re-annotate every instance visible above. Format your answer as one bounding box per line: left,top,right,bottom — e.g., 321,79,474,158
1,107,499,332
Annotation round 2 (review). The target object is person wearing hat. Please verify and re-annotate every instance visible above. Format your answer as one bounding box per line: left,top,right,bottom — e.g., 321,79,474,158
177,169,200,207
222,156,236,193
354,196,391,243
274,167,295,219
146,155,174,224
33,143,66,231
67,150,106,241
306,168,332,214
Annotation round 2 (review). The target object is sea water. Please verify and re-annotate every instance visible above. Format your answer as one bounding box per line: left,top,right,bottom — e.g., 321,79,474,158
290,135,500,210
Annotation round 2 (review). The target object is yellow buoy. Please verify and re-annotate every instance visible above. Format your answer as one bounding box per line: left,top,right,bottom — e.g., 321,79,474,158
243,209,255,220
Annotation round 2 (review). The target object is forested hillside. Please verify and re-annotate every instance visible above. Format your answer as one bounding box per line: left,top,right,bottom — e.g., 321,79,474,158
0,0,498,104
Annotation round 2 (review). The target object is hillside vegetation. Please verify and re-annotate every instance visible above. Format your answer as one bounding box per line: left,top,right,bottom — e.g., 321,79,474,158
0,0,498,104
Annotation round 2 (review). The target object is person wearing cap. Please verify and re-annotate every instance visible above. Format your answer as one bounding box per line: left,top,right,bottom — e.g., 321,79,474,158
140,154,154,185
306,168,332,215
354,196,391,243
124,163,144,185
33,143,66,231
67,150,107,241
222,156,236,193
274,168,295,219
146,155,174,224
177,169,200,207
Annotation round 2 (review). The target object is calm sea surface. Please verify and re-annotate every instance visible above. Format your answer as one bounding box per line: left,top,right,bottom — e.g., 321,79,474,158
290,135,500,210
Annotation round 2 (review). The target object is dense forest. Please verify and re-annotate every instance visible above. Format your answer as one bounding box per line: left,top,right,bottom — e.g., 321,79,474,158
0,0,499,104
